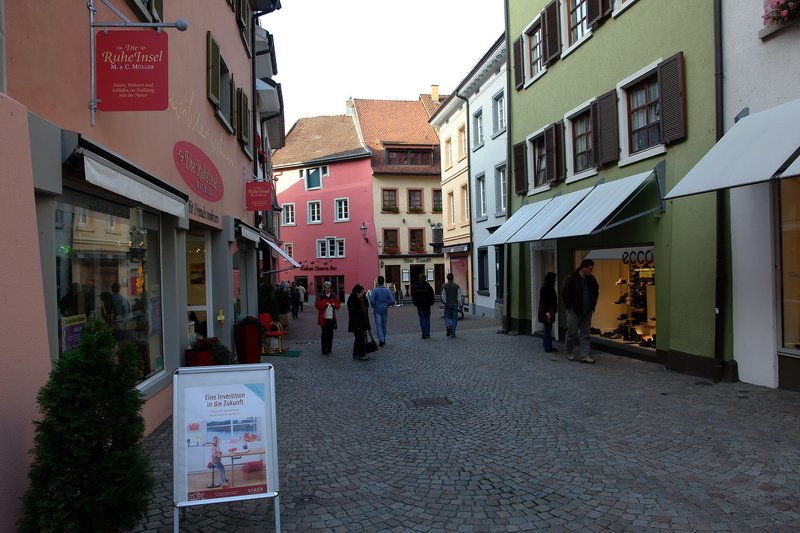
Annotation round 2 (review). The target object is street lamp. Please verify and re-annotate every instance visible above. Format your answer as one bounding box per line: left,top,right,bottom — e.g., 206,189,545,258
360,221,369,242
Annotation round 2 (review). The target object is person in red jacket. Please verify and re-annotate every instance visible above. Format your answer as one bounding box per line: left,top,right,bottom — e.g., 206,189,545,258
315,281,341,355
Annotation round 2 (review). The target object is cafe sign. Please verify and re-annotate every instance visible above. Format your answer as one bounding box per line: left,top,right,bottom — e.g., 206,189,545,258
95,30,169,111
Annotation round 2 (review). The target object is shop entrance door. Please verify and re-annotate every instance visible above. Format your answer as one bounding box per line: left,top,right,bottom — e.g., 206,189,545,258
532,246,556,338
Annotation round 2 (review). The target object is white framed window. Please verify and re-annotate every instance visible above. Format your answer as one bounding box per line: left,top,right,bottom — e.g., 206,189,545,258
462,185,470,222
492,91,506,134
284,243,293,260
444,138,453,168
334,198,350,222
301,165,328,190
307,201,321,224
472,109,484,149
564,98,599,182
476,174,487,219
448,192,455,226
282,203,296,225
457,125,467,160
317,237,345,258
495,164,507,214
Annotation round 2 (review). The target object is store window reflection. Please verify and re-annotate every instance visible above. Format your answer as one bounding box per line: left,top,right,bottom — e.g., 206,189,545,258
55,197,164,381
187,231,210,339
780,178,800,350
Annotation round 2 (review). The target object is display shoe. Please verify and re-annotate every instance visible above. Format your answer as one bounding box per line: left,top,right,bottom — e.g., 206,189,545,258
615,278,627,285
613,293,629,304
639,338,654,348
616,313,628,321
589,327,601,334
649,316,656,321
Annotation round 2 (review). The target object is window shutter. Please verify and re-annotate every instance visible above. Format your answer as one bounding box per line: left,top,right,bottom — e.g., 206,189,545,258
230,77,237,135
658,51,687,144
513,142,528,194
543,0,561,65
238,89,250,145
207,32,220,107
513,37,524,90
587,0,612,27
544,122,564,183
593,89,619,165
149,0,163,21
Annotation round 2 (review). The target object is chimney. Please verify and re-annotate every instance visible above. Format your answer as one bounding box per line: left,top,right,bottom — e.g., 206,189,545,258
345,97,354,115
431,85,439,102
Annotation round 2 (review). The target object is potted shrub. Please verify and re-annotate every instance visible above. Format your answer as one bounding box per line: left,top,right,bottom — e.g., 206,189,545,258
186,336,235,366
382,205,400,213
20,321,154,532
234,316,266,364
408,207,425,214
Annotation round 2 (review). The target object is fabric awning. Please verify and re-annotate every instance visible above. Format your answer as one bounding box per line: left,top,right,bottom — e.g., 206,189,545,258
236,220,261,243
665,98,800,199
82,149,187,218
260,235,300,268
505,188,591,244
544,171,655,239
480,201,549,246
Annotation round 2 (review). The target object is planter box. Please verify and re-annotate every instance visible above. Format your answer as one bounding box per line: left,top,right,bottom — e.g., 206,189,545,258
185,349,214,367
234,323,262,364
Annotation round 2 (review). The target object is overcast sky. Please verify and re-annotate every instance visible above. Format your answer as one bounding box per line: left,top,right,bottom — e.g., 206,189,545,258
260,0,505,130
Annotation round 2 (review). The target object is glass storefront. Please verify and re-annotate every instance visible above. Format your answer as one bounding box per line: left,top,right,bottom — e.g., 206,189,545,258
187,230,210,339
780,178,800,351
56,191,163,380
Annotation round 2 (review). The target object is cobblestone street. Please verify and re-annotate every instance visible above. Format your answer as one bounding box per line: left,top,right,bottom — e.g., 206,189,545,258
135,305,800,532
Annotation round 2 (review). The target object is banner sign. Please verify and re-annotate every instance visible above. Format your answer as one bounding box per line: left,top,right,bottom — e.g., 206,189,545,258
245,181,272,211
95,30,169,111
173,141,225,202
173,364,279,507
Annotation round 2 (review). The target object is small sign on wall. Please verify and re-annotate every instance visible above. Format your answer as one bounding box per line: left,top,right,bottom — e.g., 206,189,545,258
95,30,169,111
245,181,272,211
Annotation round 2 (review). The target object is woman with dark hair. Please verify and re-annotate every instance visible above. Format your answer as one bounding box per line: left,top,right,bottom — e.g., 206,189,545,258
347,283,372,361
538,272,558,353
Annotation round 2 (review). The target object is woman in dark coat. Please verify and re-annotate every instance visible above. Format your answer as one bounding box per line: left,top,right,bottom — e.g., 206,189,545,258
347,283,372,360
538,272,558,353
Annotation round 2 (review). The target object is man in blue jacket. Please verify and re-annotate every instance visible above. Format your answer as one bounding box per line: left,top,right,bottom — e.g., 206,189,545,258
369,276,395,347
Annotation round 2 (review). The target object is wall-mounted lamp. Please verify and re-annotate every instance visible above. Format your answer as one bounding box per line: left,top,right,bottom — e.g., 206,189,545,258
360,221,369,242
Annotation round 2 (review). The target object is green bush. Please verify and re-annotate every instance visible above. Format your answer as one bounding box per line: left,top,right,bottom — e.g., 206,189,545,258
20,321,154,532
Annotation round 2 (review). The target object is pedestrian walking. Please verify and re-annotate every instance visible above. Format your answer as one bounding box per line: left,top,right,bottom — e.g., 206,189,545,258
290,281,300,319
440,273,462,338
368,275,395,347
347,283,372,360
562,259,598,364
538,271,558,353
315,281,340,355
411,273,435,339
296,283,306,312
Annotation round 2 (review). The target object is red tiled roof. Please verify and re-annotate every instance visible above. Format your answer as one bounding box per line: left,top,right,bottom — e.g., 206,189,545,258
353,98,442,175
271,115,369,167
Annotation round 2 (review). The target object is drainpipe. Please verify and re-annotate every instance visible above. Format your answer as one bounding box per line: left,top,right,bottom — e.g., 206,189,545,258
500,0,513,333
713,0,732,381
455,90,472,312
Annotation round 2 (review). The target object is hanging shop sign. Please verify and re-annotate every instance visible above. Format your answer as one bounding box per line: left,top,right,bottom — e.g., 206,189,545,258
245,181,272,211
95,30,169,111
173,141,225,202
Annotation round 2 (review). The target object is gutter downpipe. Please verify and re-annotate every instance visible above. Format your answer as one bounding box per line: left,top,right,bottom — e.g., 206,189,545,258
713,0,733,381
501,0,512,334
455,90,472,313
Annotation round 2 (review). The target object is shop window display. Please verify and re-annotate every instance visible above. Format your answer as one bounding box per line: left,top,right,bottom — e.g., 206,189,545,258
584,248,656,349
56,197,164,380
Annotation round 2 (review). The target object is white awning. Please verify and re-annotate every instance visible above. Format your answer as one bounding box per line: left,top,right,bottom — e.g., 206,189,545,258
665,98,800,199
544,171,654,239
237,221,261,243
261,236,300,268
480,200,549,246
83,153,186,218
506,188,591,244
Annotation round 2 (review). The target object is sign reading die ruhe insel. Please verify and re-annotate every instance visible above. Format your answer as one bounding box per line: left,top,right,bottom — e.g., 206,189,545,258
95,30,169,111
245,181,272,211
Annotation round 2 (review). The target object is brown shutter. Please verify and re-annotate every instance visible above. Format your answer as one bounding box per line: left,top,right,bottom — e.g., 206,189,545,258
544,123,564,183
587,0,613,27
543,0,561,65
658,51,687,144
513,37,524,90
593,89,619,165
513,142,528,194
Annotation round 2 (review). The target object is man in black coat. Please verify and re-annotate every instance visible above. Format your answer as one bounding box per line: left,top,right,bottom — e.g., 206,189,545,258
411,274,435,339
562,259,599,363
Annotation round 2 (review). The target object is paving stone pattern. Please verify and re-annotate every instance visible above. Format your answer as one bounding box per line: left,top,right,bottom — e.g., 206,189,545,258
134,305,800,532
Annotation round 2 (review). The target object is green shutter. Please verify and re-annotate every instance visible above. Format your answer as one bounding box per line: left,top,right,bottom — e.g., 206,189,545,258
207,32,220,107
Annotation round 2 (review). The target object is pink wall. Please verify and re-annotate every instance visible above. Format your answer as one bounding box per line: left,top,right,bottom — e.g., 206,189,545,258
0,94,54,529
277,158,379,293
6,1,256,230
